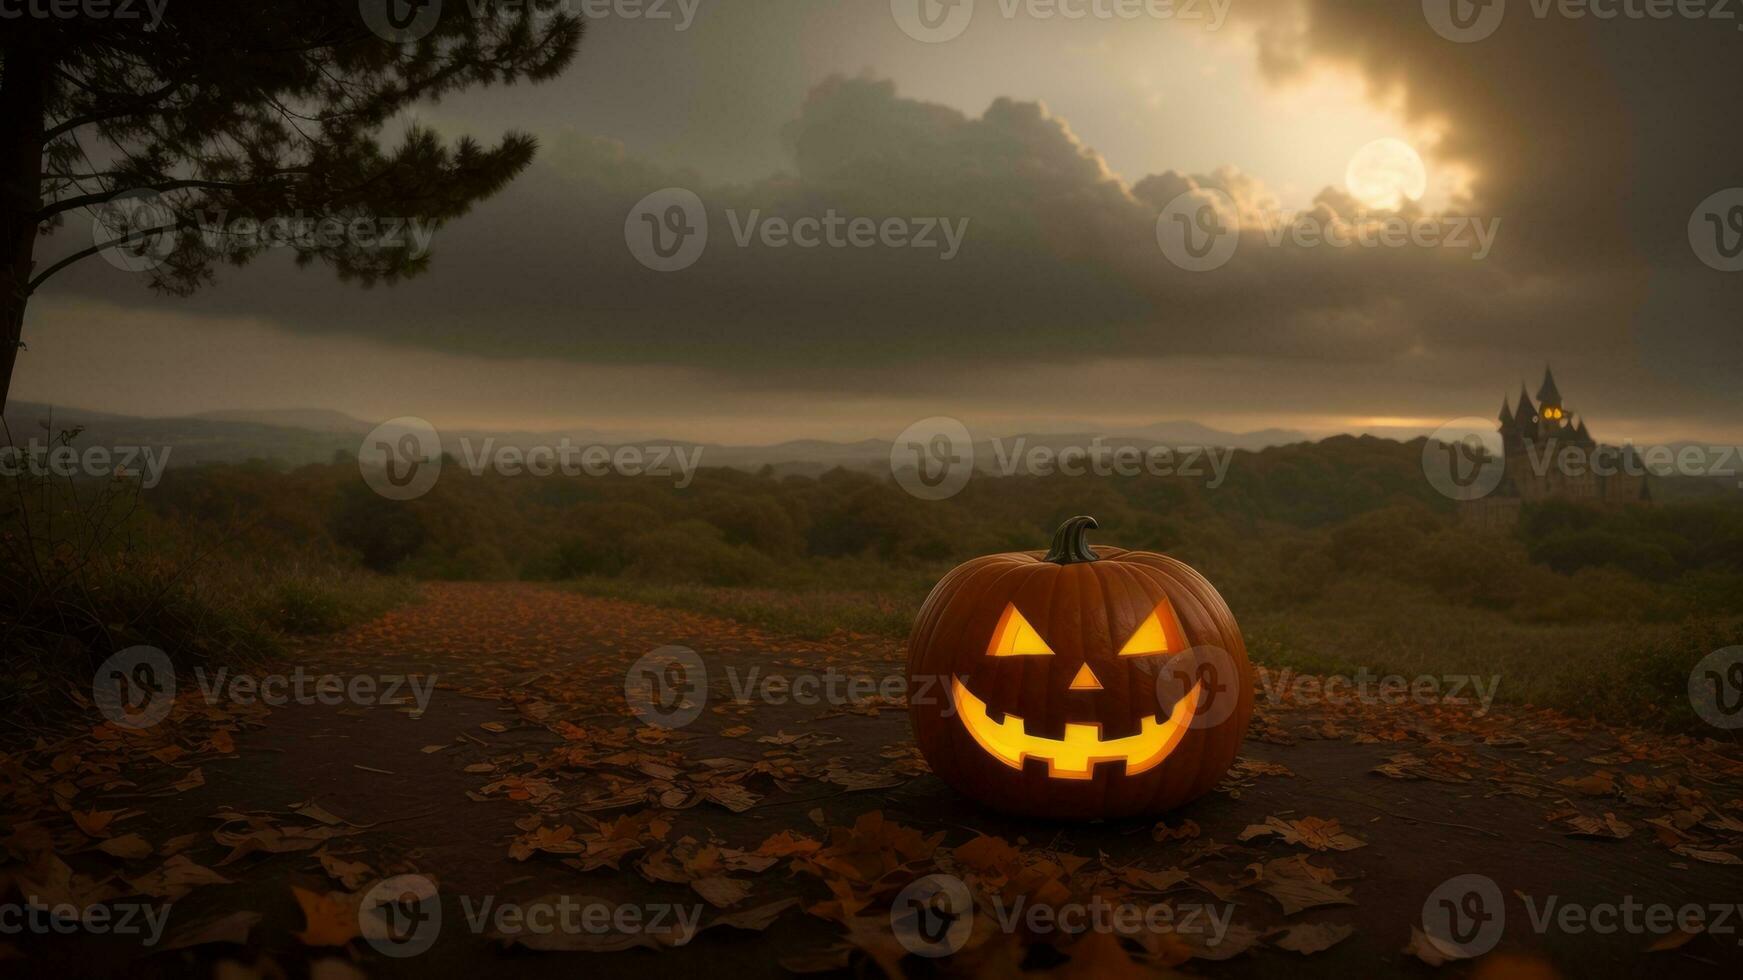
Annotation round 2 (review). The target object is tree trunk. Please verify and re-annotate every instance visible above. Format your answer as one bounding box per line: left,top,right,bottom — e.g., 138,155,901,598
0,37,48,414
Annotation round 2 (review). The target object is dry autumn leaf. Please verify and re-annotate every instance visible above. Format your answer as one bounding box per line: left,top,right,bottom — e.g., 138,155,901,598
292,886,361,947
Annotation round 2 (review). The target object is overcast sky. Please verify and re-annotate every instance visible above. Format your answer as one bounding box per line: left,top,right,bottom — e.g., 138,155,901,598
17,0,1743,443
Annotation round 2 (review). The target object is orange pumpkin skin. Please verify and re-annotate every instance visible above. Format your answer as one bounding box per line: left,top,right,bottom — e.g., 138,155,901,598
907,517,1253,820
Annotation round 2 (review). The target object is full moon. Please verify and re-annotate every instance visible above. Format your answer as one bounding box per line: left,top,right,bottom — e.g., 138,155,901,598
1345,138,1429,210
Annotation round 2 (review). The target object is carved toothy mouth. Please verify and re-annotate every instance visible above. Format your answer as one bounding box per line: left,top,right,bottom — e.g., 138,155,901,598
949,676,1201,780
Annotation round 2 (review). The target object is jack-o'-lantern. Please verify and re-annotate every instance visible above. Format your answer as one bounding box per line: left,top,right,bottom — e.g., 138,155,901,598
907,516,1252,819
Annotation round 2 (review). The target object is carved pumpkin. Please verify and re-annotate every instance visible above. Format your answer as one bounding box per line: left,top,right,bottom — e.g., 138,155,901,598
907,516,1252,819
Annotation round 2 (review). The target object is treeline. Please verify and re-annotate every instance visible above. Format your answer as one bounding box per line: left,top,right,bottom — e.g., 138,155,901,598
126,435,1743,626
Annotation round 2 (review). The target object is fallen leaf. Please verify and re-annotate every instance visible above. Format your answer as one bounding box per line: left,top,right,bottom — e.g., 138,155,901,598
96,833,154,860
293,886,361,947
691,875,751,908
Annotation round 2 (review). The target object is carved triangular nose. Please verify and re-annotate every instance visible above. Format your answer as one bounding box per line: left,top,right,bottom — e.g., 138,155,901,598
1069,663,1103,691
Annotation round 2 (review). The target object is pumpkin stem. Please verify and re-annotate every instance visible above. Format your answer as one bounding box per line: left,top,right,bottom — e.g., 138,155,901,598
1043,515,1100,564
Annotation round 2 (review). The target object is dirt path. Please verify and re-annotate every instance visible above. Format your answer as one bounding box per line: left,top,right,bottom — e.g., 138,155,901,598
8,582,1743,978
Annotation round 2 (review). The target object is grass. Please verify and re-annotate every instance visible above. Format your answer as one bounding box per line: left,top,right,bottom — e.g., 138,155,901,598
570,571,1742,733
2,549,415,727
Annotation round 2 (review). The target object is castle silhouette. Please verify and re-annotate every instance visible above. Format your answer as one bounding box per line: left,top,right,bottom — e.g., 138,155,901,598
1464,367,1651,528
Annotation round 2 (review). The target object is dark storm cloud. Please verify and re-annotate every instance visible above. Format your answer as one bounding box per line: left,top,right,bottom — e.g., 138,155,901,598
47,4,1742,414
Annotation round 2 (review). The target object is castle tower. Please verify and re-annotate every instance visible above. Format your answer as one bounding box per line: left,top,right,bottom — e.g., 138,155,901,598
1536,367,1567,431
1514,386,1537,441
1467,366,1651,528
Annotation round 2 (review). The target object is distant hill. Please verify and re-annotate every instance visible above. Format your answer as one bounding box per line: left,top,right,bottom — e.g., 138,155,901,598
0,403,1310,472
189,408,373,433
4,403,1732,501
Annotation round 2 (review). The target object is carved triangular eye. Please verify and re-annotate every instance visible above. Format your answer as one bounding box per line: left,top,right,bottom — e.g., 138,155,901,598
1119,599,1185,656
987,603,1054,656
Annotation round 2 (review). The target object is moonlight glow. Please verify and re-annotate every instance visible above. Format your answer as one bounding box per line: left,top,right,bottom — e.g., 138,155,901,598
1345,137,1429,210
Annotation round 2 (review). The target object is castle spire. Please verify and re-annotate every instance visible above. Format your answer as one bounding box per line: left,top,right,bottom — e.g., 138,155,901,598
1499,398,1514,425
1516,385,1536,422
1536,366,1562,406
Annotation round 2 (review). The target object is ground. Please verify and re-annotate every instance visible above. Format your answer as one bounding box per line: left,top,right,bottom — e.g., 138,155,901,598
5,582,1742,978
